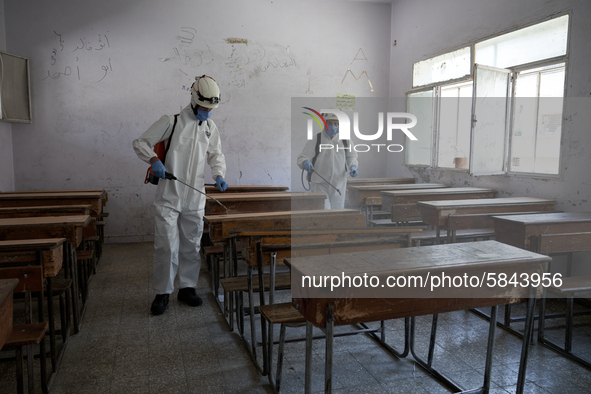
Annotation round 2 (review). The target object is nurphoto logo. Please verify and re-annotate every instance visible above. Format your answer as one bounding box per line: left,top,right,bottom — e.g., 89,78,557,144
302,107,417,153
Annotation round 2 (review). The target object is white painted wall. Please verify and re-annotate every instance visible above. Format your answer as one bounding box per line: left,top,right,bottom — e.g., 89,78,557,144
4,0,393,242
0,0,15,192
387,0,591,213
387,0,591,274
7,0,589,248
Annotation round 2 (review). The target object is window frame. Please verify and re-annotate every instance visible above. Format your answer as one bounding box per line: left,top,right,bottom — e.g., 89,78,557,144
435,80,475,171
505,57,568,178
404,11,571,179
403,86,438,168
470,64,512,176
410,45,474,91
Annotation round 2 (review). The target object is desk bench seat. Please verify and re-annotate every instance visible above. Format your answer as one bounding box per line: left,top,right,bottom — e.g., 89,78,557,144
412,228,495,246
75,250,94,260
365,209,391,219
539,275,591,369
260,302,306,392
203,245,224,255
549,275,591,296
4,322,48,348
367,218,400,227
259,302,305,325
221,272,291,293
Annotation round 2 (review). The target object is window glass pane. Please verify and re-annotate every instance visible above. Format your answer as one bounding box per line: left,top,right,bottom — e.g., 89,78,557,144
413,47,471,88
535,69,564,173
437,82,472,169
471,65,510,175
511,66,564,175
510,74,538,173
405,90,434,166
475,15,568,69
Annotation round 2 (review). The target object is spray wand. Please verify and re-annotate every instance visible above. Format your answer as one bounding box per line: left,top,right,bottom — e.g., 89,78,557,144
165,172,229,211
302,169,341,196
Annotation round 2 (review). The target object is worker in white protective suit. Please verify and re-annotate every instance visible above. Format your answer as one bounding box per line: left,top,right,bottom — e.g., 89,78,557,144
132,75,228,315
297,112,358,209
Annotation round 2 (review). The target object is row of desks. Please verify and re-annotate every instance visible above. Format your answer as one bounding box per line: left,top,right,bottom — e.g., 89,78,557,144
205,192,326,215
6,180,556,390
0,189,108,383
288,240,552,393
204,178,420,216
347,182,446,207
201,180,591,393
203,201,562,393
0,190,107,217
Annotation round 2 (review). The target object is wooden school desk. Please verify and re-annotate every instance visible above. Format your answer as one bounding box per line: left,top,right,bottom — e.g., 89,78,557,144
418,197,557,244
344,177,415,208
0,205,92,219
346,183,447,208
204,209,366,244
0,238,67,373
0,204,98,247
0,279,18,350
204,209,367,282
204,209,366,323
0,191,104,216
0,204,102,265
492,212,591,253
381,187,497,223
0,188,108,205
231,227,419,376
345,177,415,187
289,241,551,394
492,212,591,338
0,215,92,333
205,185,289,194
204,192,326,215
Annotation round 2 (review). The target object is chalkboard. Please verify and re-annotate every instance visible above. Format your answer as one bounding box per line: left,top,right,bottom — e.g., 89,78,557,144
0,51,31,123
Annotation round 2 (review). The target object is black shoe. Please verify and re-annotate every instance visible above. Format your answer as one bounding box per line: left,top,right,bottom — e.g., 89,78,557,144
151,294,169,315
177,287,202,307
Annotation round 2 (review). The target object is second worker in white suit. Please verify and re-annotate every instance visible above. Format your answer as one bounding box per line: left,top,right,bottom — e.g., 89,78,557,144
297,112,358,209
133,75,228,315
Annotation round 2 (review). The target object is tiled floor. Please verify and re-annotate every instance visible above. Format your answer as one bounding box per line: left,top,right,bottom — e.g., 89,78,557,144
1,241,591,393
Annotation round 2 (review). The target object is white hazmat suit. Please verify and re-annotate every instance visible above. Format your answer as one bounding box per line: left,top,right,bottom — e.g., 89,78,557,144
133,105,226,294
297,131,358,209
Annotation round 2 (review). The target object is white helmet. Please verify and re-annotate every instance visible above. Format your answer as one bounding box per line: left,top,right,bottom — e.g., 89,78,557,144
321,112,339,122
191,75,220,109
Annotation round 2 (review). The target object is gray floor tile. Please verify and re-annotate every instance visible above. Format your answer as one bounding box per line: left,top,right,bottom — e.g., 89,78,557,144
5,242,590,394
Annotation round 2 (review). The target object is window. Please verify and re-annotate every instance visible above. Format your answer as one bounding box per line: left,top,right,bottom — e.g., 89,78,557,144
412,46,471,88
405,90,434,166
475,16,568,69
510,64,565,174
405,14,569,176
471,65,511,175
437,82,472,169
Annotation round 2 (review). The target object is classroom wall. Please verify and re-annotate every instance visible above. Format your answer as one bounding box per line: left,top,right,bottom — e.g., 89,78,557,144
0,0,15,192
387,0,591,213
387,0,591,275
4,0,393,242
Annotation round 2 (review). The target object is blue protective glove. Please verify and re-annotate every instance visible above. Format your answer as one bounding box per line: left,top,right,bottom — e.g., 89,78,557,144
215,177,228,192
302,160,314,173
151,160,166,179
349,165,358,178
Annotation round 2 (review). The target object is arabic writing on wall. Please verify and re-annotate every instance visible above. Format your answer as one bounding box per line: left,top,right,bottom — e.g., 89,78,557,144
42,30,114,83
167,27,297,91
